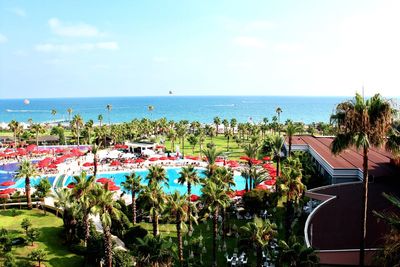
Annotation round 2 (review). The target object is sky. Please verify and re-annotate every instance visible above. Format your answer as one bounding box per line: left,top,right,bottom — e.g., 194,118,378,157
1,0,400,98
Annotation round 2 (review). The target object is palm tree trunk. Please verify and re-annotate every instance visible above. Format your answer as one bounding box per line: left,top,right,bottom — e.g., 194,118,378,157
188,183,192,231
83,212,90,247
152,211,158,236
256,245,262,267
14,131,17,148
359,147,369,267
212,209,218,267
93,155,97,177
36,132,39,146
176,215,183,263
288,137,292,156
77,128,80,146
222,207,226,240
132,192,136,224
285,199,293,239
26,177,32,209
245,178,249,192
103,225,113,267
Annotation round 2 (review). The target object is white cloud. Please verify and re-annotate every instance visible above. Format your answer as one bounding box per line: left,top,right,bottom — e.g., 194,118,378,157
35,42,119,52
48,18,103,37
233,36,265,48
8,7,26,17
0,33,8,43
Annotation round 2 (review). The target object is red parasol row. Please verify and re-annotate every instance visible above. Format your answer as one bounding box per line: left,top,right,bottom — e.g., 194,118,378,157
0,181,16,187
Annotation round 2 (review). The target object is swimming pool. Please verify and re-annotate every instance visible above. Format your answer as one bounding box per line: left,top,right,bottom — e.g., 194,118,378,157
64,167,246,196
0,162,55,189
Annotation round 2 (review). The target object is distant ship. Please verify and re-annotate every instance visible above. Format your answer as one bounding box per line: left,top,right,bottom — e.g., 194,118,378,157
169,90,173,95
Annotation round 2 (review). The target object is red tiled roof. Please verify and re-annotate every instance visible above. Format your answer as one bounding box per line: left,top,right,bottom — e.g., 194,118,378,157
289,135,397,177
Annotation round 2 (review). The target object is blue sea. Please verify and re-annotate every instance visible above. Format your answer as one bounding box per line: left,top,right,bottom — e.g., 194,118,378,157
1,96,351,124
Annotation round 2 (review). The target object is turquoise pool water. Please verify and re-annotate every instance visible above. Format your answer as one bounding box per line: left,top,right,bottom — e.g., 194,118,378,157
64,168,245,195
0,162,55,189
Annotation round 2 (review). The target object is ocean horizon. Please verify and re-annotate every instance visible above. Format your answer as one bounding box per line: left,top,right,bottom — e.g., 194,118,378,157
1,95,398,124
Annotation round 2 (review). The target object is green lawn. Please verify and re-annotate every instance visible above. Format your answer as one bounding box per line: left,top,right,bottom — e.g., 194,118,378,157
163,135,246,160
0,209,83,267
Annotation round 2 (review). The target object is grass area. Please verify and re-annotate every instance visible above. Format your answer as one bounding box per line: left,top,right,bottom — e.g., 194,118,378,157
0,209,84,267
137,218,257,266
163,135,246,160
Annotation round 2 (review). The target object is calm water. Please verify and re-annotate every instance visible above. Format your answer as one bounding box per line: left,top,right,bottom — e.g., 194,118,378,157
0,96,351,124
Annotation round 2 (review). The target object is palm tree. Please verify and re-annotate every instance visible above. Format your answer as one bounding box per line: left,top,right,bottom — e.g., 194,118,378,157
280,157,305,238
30,123,45,146
201,179,230,267
51,109,57,121
213,116,221,136
178,165,200,231
202,147,222,177
143,183,165,236
276,107,282,133
164,191,191,264
214,167,234,239
373,193,400,266
121,172,143,225
146,165,168,186
98,114,104,127
8,120,23,147
71,114,84,146
71,171,95,246
330,93,392,266
167,128,177,151
85,119,94,144
67,108,73,122
91,186,121,267
240,217,277,267
286,122,301,156
278,236,319,266
270,133,285,180
15,160,38,209
106,104,112,125
136,235,174,267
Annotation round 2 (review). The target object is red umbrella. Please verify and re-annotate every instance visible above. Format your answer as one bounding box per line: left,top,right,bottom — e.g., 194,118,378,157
256,183,269,190
26,144,37,152
263,156,271,161
190,194,200,202
264,179,276,186
239,156,250,161
67,183,76,189
250,159,262,165
168,156,177,160
228,162,239,167
0,188,16,195
159,156,169,160
0,194,10,199
235,189,246,197
148,157,158,162
110,160,121,166
215,158,224,163
135,158,145,163
97,178,112,184
83,162,94,167
48,164,58,169
0,181,15,187
262,163,274,170
124,159,135,164
38,157,52,168
114,144,128,149
155,145,165,149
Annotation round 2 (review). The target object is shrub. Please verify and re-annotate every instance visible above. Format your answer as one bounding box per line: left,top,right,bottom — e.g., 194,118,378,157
123,225,148,249
112,249,133,267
